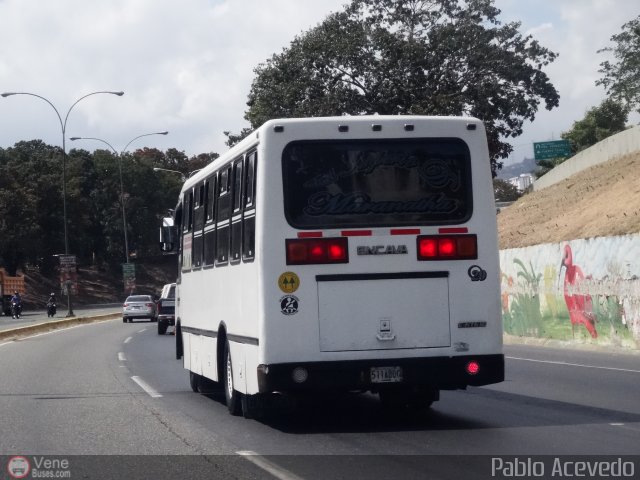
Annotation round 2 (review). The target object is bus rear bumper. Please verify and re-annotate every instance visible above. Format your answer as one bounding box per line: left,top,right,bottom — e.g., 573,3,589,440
257,354,504,394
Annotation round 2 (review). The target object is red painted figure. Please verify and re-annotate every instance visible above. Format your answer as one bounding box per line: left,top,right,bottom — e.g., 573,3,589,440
560,244,598,338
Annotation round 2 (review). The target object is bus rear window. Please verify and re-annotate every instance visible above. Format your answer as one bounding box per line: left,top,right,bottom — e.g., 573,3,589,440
282,138,473,229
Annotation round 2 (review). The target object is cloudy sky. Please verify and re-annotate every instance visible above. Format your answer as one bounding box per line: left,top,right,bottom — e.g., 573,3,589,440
0,0,638,165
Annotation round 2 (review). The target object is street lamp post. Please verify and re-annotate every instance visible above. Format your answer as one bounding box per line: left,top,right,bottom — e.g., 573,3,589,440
152,167,187,181
70,132,169,264
1,90,124,317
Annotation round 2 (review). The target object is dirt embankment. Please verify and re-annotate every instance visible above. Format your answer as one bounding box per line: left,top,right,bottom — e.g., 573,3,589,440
498,152,640,249
22,256,178,307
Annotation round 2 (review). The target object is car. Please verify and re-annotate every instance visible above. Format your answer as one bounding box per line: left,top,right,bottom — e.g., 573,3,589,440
156,283,176,335
122,295,157,323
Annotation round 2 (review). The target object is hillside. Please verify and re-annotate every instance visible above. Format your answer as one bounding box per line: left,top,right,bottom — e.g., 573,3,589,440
22,255,178,307
498,152,640,249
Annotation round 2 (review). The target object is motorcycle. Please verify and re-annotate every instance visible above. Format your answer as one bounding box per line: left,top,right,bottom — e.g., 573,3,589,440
11,301,22,319
47,301,57,318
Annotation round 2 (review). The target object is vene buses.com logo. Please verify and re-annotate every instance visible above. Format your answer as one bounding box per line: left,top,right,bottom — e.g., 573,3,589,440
7,456,30,479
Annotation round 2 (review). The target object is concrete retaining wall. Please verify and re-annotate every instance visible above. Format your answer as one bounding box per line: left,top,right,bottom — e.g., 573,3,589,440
500,234,640,350
533,126,640,191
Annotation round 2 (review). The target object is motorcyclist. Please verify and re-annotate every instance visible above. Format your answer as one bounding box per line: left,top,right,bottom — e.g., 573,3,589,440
10,291,22,318
46,293,57,317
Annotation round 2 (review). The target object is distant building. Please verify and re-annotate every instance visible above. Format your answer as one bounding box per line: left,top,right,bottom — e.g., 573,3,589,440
508,173,534,192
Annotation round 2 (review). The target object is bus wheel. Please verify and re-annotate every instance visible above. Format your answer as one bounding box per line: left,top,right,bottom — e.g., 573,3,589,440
189,371,201,392
379,390,434,411
224,340,242,416
175,323,183,360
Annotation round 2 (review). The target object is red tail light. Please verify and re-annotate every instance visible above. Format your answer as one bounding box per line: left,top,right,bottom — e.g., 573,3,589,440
146,303,154,307
466,360,480,375
417,235,477,260
286,237,349,265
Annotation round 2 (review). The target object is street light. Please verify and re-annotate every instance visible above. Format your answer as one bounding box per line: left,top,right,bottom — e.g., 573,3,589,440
153,167,187,181
1,90,124,317
70,131,169,264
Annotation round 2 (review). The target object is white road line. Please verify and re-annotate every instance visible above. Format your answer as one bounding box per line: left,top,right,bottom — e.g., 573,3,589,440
137,328,147,333
124,336,132,344
506,356,640,374
237,451,304,480
118,352,127,361
131,376,163,398
0,341,14,348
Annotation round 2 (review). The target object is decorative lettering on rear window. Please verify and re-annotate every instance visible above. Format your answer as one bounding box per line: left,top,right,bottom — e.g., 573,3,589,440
282,139,472,229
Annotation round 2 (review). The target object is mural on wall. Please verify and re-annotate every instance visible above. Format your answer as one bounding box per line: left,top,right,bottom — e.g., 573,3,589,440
500,234,640,349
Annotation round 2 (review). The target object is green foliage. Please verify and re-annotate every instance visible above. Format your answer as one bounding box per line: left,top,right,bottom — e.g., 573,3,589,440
0,141,217,273
241,0,559,175
493,178,522,202
561,98,629,154
534,157,566,179
597,15,640,114
504,258,543,336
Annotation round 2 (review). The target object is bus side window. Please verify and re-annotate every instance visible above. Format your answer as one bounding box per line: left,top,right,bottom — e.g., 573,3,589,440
242,151,256,262
215,166,231,266
192,182,205,269
203,174,217,267
182,190,194,271
230,158,243,264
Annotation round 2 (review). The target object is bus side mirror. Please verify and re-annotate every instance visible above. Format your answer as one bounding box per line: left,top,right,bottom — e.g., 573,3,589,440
159,223,178,254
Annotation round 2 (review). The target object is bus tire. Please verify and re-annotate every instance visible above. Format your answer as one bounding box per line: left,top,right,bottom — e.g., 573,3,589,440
175,322,183,360
189,371,201,392
379,390,434,411
224,340,242,416
158,320,167,335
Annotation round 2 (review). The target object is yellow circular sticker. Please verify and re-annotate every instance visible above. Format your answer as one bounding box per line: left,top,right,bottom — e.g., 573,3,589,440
278,272,300,293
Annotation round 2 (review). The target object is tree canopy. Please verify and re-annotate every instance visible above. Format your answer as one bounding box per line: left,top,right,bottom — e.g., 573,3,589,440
0,141,212,275
561,98,629,154
597,15,640,114
242,0,560,174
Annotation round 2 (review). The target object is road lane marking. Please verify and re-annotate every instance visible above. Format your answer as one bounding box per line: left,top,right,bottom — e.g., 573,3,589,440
506,356,640,374
137,328,147,333
118,352,127,361
131,376,163,398
124,336,132,344
237,451,304,480
0,341,14,348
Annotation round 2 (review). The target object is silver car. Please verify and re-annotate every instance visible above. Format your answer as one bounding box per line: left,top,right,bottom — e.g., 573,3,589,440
122,295,157,323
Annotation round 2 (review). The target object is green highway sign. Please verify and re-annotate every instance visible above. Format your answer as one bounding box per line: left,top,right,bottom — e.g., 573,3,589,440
533,140,571,161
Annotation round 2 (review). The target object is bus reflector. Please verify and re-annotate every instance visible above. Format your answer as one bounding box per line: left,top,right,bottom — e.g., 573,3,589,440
466,361,480,375
417,235,478,260
286,237,349,265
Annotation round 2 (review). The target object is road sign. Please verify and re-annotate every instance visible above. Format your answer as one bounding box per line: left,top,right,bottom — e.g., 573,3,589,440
533,140,571,161
122,263,136,293
58,255,78,295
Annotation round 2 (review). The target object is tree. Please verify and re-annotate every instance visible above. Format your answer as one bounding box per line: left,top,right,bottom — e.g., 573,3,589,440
241,0,559,175
597,15,640,113
493,178,522,202
561,98,629,154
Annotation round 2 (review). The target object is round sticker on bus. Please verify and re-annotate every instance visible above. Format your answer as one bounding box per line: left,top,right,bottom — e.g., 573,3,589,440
278,272,300,293
280,295,299,315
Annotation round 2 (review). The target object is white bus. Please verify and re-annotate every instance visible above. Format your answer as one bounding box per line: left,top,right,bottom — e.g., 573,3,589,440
160,115,504,417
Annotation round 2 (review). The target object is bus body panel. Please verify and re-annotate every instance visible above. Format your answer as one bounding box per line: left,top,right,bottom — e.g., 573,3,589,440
175,116,503,398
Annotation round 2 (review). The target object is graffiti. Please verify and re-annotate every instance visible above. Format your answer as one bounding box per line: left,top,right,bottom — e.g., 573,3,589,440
560,244,597,338
503,259,542,337
500,234,640,349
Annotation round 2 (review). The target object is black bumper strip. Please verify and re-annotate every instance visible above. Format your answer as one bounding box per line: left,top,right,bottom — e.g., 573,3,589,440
316,271,449,282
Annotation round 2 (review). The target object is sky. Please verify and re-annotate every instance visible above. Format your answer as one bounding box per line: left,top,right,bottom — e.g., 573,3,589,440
0,0,638,166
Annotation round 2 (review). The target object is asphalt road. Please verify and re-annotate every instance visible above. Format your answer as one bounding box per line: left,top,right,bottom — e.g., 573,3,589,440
1,319,639,479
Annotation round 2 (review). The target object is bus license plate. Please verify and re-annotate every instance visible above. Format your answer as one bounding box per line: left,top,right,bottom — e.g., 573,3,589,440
370,366,403,383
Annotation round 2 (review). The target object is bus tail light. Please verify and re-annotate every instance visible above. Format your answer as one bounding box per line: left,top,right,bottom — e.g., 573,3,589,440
466,360,480,375
286,237,349,265
417,235,477,260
